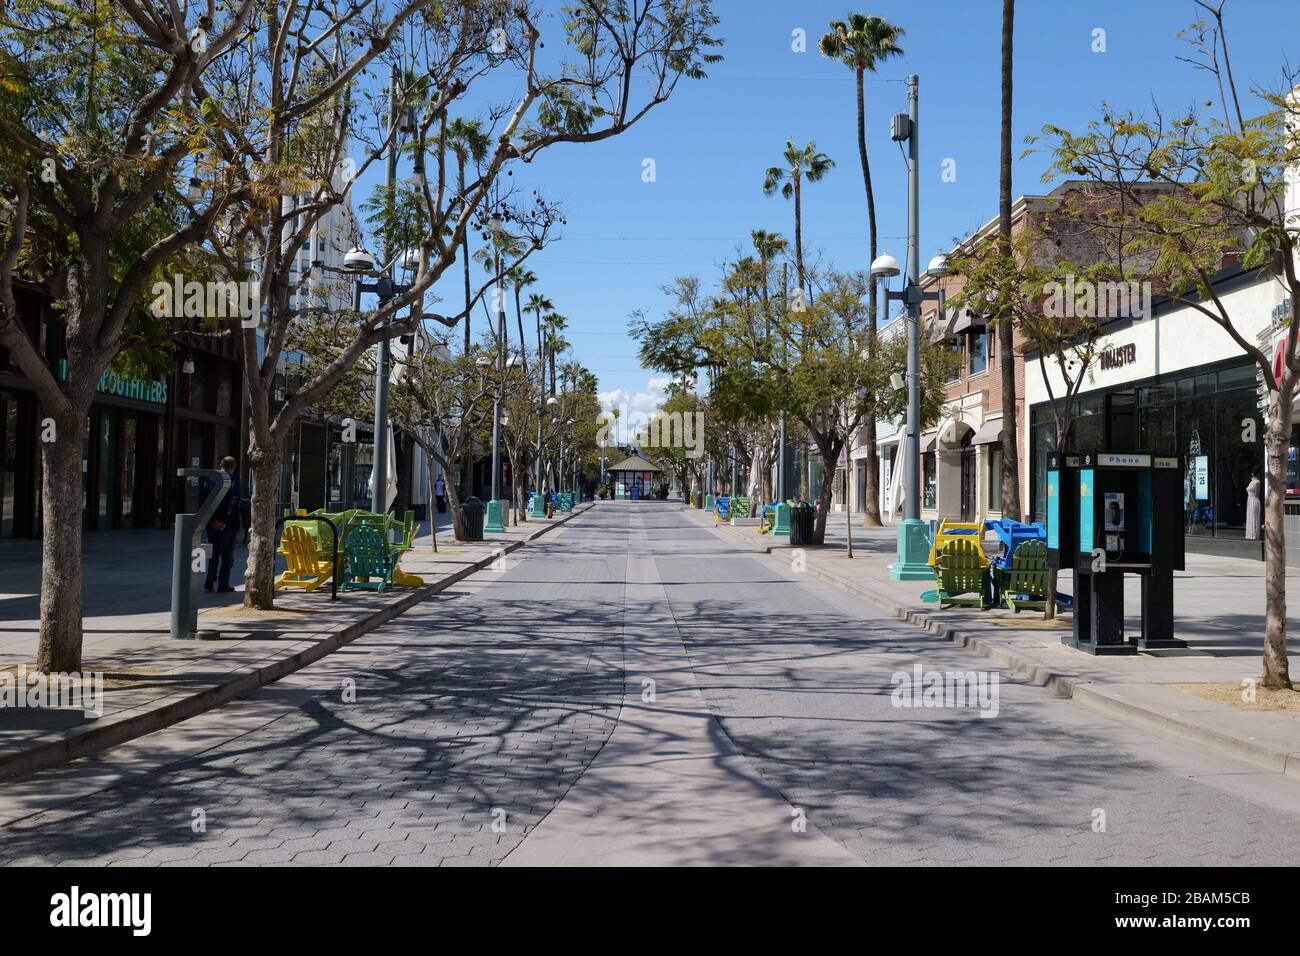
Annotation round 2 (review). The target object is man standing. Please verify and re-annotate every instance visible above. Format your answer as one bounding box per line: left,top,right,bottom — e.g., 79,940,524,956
203,456,241,593
434,475,447,514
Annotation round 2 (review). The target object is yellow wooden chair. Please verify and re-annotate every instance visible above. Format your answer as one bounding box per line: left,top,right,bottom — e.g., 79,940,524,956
275,524,336,592
927,517,988,567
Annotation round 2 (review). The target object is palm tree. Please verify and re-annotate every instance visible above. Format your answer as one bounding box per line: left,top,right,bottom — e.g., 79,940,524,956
764,141,832,499
750,229,786,338
819,14,904,527
446,118,490,352
525,292,554,378
509,267,537,373
997,0,1022,520
542,313,568,396
762,139,834,298
473,230,525,356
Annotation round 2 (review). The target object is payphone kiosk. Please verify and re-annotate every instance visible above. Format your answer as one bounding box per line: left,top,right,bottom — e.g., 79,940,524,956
1047,450,1185,655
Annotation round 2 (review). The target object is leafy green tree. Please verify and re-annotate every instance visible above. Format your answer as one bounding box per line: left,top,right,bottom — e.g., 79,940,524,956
1031,12,1299,685
0,0,257,670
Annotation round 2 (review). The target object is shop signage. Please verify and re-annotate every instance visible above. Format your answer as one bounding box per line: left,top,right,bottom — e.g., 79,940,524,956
1097,452,1150,468
1194,455,1209,500
1098,342,1137,371
97,370,167,405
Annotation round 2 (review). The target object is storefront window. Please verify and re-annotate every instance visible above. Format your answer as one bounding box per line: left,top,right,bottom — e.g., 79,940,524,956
0,392,16,536
1032,360,1263,542
923,452,936,509
987,444,1003,511
327,438,345,503
1215,391,1262,539
1030,414,1057,521
1179,395,1216,536
120,417,136,525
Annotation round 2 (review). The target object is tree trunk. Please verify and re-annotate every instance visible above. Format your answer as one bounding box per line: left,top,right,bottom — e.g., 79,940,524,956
35,419,88,672
799,435,810,501
845,468,854,559
445,465,467,541
811,450,838,546
243,439,283,611
856,65,883,528
508,444,524,525
425,446,439,553
1044,566,1058,621
998,0,1023,521
1262,387,1294,689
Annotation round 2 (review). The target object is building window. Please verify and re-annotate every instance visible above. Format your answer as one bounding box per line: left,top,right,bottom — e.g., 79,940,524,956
969,330,989,375
987,444,1003,511
923,452,936,509
945,338,962,383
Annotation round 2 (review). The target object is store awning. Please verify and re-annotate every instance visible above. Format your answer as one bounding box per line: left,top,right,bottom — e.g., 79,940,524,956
927,309,959,342
951,307,988,335
972,419,1002,445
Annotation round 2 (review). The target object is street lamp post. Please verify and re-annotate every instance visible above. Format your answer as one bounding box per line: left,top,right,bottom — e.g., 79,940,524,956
342,67,407,516
872,73,941,581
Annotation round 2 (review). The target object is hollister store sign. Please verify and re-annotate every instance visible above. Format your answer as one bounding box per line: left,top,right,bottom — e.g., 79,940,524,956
1098,342,1137,371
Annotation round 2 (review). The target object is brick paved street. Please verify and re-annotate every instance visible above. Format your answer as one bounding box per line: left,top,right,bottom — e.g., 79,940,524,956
1,501,1299,866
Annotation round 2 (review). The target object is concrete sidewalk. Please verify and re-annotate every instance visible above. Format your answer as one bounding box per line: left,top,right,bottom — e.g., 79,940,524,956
0,504,589,781
681,504,1300,776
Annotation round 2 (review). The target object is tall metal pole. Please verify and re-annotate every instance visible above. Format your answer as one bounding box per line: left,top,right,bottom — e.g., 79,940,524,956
888,73,932,581
904,73,921,523
777,262,788,502
490,254,503,503
535,339,544,497
371,65,399,514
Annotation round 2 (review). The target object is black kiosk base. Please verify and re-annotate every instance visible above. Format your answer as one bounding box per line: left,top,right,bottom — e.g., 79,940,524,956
1064,565,1187,654
1066,565,1137,655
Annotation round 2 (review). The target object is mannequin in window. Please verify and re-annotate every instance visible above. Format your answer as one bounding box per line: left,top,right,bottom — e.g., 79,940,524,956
1246,473,1262,540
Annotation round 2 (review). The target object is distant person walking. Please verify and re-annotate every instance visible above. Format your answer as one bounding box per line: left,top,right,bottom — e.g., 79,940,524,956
203,456,241,593
434,476,448,514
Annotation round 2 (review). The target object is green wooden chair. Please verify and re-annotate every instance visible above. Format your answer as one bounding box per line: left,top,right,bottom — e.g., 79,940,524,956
340,525,394,594
996,539,1055,613
933,538,991,609
732,496,751,519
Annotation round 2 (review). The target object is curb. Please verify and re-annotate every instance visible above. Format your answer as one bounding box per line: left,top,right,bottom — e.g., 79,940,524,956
0,504,593,783
689,508,1300,777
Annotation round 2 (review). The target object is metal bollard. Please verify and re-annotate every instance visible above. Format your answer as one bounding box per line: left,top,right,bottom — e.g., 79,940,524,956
171,468,229,640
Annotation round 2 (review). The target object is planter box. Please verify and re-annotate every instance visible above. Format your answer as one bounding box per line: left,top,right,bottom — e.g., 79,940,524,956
731,517,763,527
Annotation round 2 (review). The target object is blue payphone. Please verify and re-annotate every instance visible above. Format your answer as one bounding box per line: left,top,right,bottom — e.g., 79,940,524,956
1047,450,1185,655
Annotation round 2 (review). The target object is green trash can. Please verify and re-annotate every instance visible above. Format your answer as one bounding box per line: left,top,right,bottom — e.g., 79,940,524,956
789,501,815,546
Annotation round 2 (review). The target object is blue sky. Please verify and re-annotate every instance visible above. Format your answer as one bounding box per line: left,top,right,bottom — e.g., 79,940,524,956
394,0,1299,420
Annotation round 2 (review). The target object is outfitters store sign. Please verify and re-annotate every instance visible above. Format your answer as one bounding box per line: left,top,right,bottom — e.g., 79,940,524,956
97,370,167,405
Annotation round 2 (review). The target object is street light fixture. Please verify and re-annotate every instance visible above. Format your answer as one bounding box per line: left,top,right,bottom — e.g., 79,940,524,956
871,73,940,582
